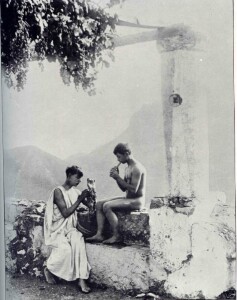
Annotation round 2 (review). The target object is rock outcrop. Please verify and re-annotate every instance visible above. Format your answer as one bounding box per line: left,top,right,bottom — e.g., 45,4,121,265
6,200,150,277
6,197,236,299
149,196,235,299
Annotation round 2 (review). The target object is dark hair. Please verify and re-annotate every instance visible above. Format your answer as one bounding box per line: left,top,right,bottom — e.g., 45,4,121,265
66,166,83,178
113,143,131,155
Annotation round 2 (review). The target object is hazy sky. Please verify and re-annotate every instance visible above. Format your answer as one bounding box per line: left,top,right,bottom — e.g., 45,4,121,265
2,41,161,158
2,0,233,159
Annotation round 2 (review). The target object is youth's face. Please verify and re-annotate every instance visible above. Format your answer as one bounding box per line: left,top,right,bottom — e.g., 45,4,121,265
116,153,128,164
68,174,82,186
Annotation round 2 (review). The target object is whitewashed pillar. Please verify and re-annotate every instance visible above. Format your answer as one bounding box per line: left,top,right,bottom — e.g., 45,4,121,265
156,26,209,207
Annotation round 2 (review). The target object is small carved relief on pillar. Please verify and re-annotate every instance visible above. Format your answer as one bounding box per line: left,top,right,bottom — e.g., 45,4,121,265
169,93,182,106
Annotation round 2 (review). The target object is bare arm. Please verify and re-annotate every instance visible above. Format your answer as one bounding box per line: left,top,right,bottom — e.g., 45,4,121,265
110,166,126,192
110,167,142,194
54,188,88,219
116,175,127,192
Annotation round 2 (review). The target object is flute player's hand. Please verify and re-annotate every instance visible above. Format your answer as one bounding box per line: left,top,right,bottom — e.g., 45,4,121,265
110,166,119,173
110,168,119,179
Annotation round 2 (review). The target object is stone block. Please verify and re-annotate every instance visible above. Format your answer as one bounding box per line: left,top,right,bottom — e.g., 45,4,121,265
211,203,235,230
116,211,149,246
150,197,165,209
165,222,236,299
6,198,236,299
174,206,195,216
149,206,192,272
86,243,150,291
78,209,150,246
7,200,150,278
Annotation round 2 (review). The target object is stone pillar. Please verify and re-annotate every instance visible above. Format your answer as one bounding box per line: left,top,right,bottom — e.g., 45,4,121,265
148,26,235,299
156,26,210,210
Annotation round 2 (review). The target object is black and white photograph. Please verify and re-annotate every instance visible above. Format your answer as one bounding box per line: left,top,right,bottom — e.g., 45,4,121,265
1,0,236,299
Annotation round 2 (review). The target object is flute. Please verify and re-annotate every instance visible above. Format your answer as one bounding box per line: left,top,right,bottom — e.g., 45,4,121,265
116,162,121,172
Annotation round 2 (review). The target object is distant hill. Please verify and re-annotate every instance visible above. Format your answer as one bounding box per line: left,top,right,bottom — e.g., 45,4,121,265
4,102,234,205
4,146,68,201
67,102,169,204
67,101,235,205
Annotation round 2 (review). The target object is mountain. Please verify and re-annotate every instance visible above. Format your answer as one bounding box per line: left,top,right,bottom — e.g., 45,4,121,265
4,102,234,205
4,146,68,201
67,101,235,205
67,102,169,204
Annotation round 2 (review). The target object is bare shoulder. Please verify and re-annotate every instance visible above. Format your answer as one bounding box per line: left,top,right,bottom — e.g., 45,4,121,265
133,161,146,174
53,188,64,202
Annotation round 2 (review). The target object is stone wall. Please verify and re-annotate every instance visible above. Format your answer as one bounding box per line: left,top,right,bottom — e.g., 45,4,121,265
5,198,236,299
78,209,150,247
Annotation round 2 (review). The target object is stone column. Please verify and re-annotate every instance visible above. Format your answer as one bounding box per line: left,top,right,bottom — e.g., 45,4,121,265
149,26,235,299
156,25,210,209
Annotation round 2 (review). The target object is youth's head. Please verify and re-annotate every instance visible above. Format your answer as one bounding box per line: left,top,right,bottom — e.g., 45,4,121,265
113,143,131,164
65,165,83,186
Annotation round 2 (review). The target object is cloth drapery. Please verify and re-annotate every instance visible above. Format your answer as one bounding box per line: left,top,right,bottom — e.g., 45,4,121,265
44,186,91,281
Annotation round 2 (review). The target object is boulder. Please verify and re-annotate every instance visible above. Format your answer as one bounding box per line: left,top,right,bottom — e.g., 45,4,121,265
149,206,192,273
116,211,149,246
87,243,150,291
78,209,150,246
165,222,235,299
211,203,235,230
7,200,150,278
6,198,236,298
149,198,236,299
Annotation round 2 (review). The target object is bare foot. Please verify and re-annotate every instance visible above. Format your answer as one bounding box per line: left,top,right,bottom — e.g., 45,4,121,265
103,235,121,244
44,267,57,284
79,279,91,294
86,234,104,243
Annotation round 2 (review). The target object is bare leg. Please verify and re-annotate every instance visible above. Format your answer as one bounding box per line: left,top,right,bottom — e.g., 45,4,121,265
102,203,120,243
86,201,105,242
103,198,142,244
44,267,57,284
78,278,91,293
86,197,122,242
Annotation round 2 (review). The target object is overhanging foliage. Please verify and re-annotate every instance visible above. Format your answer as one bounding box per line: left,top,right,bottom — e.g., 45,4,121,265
1,0,117,95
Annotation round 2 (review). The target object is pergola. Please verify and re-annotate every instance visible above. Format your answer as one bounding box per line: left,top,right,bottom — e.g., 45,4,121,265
114,21,210,216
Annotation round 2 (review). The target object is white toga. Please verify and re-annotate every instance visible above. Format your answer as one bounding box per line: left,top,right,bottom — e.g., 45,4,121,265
44,186,91,281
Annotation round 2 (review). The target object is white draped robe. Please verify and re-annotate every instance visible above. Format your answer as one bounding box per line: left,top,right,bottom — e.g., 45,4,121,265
44,186,91,281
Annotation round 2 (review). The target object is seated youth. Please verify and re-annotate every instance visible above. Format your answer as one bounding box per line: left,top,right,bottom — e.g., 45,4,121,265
87,143,146,244
44,166,91,293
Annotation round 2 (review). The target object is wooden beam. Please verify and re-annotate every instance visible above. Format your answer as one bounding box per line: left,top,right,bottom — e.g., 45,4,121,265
117,19,162,30
113,24,197,50
113,30,158,47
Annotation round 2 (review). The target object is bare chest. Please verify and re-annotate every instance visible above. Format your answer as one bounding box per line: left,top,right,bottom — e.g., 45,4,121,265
125,168,133,184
